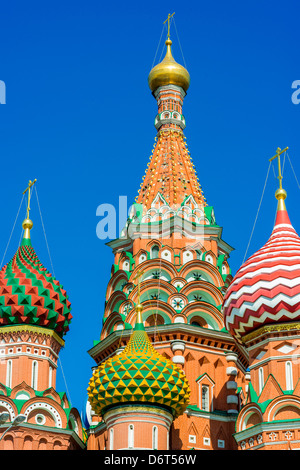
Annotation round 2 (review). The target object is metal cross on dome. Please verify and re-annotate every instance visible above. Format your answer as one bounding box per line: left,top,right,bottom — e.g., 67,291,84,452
269,147,289,190
163,12,175,40
23,179,37,219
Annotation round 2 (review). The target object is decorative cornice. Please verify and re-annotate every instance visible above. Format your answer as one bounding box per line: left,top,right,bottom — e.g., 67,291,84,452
153,84,186,99
88,323,248,366
0,324,65,347
242,322,300,345
11,422,85,448
185,407,237,423
233,418,300,443
103,404,173,422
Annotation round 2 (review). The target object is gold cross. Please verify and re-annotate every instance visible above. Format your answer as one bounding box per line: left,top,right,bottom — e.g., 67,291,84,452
269,147,288,190
23,179,37,219
163,12,175,39
133,269,144,304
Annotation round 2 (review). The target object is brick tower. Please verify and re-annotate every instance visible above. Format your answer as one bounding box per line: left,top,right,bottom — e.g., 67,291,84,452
86,20,249,451
0,181,85,450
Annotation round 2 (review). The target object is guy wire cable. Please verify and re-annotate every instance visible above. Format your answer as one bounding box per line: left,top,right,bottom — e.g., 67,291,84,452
0,193,25,269
242,160,271,264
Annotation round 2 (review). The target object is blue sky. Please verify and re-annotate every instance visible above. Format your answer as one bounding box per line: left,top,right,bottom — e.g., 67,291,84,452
0,0,299,415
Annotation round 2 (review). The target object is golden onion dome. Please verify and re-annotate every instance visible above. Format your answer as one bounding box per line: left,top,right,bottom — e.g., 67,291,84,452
148,39,190,92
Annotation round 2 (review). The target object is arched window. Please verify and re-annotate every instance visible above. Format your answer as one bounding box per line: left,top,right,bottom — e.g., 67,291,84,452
15,391,30,400
23,436,33,450
123,259,130,271
258,367,264,394
53,440,62,450
32,360,38,390
151,245,159,259
286,361,293,390
162,250,172,262
206,254,214,264
6,360,12,388
201,385,209,411
128,424,134,449
38,438,47,450
139,253,147,264
183,251,193,264
152,426,158,450
110,428,114,450
49,366,53,388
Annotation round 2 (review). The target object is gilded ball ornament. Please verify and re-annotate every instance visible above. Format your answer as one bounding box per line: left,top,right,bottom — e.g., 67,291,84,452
275,188,287,200
22,218,33,230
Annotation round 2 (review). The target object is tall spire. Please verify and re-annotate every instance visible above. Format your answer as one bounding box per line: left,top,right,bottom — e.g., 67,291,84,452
136,131,206,210
135,20,206,211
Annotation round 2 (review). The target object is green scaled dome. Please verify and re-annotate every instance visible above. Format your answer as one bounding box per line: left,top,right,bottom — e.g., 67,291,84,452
0,236,72,337
87,310,190,418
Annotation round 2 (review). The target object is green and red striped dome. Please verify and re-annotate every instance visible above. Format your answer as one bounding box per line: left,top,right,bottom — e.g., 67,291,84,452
0,236,72,337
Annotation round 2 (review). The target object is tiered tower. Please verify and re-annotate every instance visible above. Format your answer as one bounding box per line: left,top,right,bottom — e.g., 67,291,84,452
0,181,84,450
223,148,300,450
87,21,249,450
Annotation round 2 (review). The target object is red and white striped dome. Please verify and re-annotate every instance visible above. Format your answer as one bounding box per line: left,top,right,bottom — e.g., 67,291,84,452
223,200,300,341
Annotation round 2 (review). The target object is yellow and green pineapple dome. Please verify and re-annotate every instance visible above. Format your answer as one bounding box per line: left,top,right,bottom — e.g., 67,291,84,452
87,305,190,418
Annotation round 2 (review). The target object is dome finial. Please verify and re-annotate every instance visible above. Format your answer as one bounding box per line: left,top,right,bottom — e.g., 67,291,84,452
163,12,175,41
133,269,144,328
22,179,37,240
148,14,190,92
269,147,288,211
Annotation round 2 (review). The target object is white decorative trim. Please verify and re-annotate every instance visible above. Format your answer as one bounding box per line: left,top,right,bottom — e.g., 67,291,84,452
267,397,300,422
0,401,15,420
35,413,46,425
172,356,185,365
128,423,134,449
0,350,58,368
23,402,62,428
31,360,38,390
6,359,12,388
185,408,236,422
226,367,237,376
227,381,238,390
225,353,238,363
235,419,300,442
171,341,185,352
239,406,264,432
